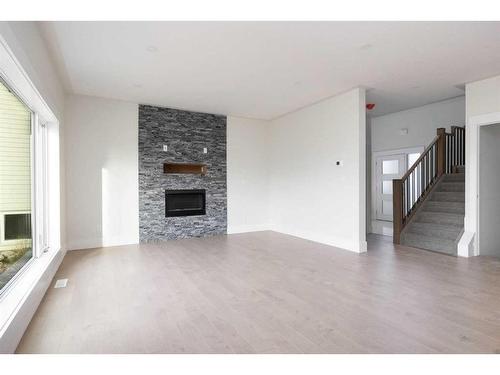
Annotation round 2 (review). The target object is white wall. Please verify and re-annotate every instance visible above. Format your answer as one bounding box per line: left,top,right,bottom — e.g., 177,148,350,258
479,123,500,257
268,88,366,253
371,96,465,153
65,106,268,246
65,94,139,250
63,91,368,255
466,75,500,118
227,116,270,233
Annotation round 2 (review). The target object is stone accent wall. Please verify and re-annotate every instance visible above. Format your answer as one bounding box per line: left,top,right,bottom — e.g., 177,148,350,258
138,105,227,241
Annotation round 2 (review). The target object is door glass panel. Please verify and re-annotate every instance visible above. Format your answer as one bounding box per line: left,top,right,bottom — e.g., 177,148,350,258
382,180,393,195
0,80,33,292
382,159,399,174
382,200,393,216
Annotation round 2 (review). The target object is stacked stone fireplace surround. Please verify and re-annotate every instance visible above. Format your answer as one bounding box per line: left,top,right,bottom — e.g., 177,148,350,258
138,105,227,241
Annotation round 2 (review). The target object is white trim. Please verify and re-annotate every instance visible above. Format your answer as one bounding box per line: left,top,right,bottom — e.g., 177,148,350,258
33,114,50,255
269,226,367,254
357,88,367,254
458,111,500,257
66,236,139,251
30,111,38,258
227,224,270,234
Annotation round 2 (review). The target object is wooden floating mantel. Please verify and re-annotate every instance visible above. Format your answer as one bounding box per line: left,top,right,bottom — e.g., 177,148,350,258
163,162,207,175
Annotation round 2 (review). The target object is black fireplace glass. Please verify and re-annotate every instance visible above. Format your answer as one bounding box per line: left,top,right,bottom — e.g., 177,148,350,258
165,189,206,217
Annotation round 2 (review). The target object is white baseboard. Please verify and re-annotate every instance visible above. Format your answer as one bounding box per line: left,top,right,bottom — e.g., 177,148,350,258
67,236,139,251
355,240,368,253
269,226,367,254
457,231,476,257
227,224,270,234
68,229,367,254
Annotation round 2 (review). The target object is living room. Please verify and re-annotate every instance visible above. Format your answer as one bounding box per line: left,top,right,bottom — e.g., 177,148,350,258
1,1,500,373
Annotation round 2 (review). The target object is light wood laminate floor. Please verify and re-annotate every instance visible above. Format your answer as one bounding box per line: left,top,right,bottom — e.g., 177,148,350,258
16,232,500,353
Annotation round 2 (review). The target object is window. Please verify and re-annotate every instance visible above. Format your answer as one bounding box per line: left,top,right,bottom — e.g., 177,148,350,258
0,79,33,292
382,159,399,174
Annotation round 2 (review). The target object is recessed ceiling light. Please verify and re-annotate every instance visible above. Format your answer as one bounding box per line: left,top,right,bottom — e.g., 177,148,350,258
147,46,158,53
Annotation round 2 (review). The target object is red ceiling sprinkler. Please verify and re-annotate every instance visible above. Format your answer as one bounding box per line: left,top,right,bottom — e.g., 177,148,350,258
366,103,376,110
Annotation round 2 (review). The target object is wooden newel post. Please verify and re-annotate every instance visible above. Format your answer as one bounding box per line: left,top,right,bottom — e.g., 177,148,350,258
393,178,403,244
436,128,446,176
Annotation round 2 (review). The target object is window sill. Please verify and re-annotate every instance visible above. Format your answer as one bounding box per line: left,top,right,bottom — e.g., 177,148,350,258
0,247,65,352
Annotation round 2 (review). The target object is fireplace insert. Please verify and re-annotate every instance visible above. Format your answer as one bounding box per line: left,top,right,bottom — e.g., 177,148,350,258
165,189,206,217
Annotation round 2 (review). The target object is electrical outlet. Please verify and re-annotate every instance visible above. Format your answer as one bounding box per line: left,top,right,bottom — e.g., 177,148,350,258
203,147,208,154
163,145,168,152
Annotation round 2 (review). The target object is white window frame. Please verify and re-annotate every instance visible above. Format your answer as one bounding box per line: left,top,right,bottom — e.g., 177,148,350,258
0,77,48,294
0,34,62,351
0,47,57,296
33,117,50,256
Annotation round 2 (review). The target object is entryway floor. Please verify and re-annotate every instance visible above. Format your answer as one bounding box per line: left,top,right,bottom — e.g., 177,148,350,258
16,232,500,353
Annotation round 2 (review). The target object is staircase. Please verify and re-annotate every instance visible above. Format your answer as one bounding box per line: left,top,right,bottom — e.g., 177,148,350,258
393,127,465,256
400,166,464,255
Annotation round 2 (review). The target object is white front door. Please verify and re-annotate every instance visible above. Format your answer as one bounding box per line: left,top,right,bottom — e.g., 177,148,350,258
375,154,406,221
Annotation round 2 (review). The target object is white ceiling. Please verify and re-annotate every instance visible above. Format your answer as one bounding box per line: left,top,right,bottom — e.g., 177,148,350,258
40,21,500,119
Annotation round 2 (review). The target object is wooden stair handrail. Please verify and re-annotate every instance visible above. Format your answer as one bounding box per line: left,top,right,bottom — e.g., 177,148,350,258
400,134,440,181
393,126,465,244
